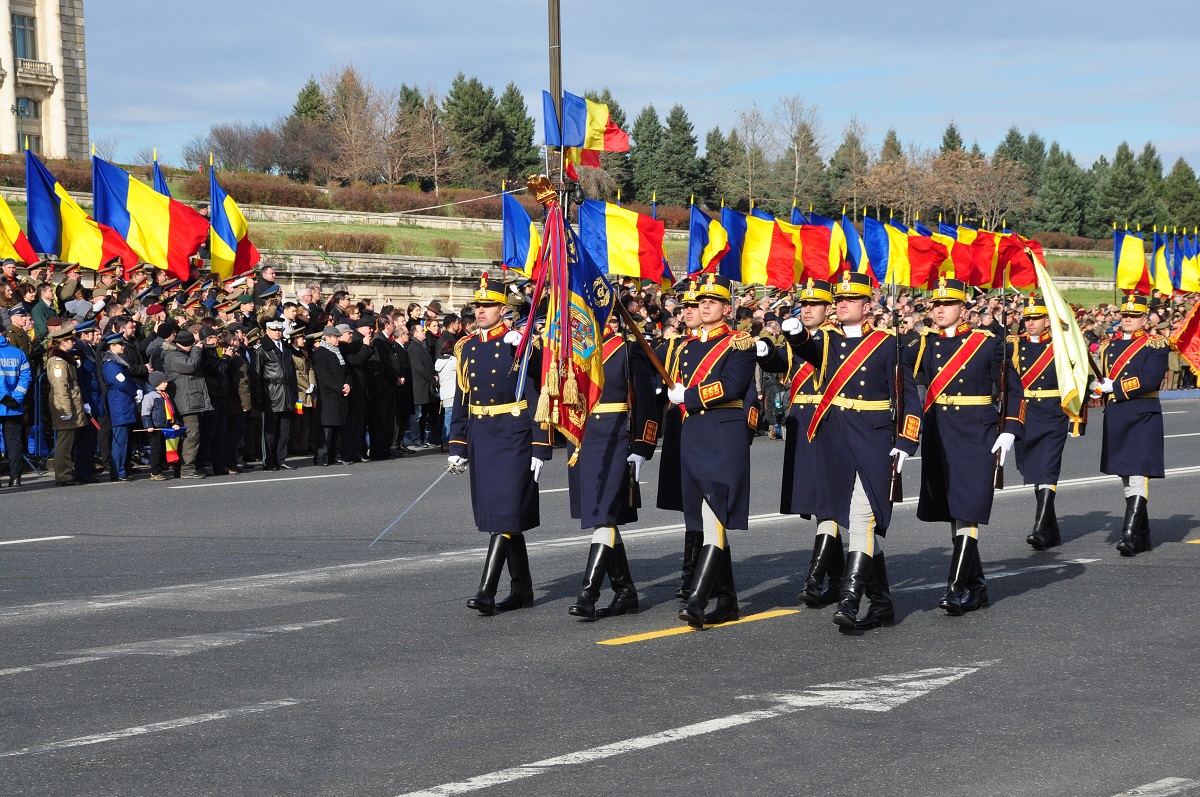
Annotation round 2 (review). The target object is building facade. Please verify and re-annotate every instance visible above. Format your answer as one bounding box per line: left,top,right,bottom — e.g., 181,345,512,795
0,0,87,159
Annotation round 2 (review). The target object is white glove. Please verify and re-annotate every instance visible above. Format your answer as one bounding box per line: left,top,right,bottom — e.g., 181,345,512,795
1097,378,1114,394
667,384,686,405
991,431,1016,465
134,389,144,403
60,414,72,421
755,339,770,357
306,384,315,394
530,457,543,483
627,453,646,480
448,455,467,467
503,330,521,346
92,298,106,312
782,318,802,334
83,403,92,415
889,447,908,473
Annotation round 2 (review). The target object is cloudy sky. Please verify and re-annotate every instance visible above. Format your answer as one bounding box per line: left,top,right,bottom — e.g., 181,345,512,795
87,1,1200,171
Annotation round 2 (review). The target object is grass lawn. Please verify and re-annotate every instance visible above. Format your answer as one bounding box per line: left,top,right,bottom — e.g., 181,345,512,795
1062,288,1120,307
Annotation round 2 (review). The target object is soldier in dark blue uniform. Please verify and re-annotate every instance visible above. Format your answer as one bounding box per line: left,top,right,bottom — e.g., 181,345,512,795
909,277,1024,616
758,279,843,607
655,281,701,598
449,275,553,615
566,311,659,619
666,273,758,627
1094,293,1168,557
786,272,922,630
1011,293,1079,550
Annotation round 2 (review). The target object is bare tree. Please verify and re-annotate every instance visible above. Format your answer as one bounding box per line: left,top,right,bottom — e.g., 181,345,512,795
719,104,776,207
322,65,386,184
963,156,1034,230
93,136,119,161
130,146,157,167
771,94,825,205
181,133,209,172
862,144,936,224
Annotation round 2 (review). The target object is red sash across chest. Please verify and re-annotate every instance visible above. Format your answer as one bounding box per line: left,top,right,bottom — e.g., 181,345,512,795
1020,343,1055,390
923,331,988,413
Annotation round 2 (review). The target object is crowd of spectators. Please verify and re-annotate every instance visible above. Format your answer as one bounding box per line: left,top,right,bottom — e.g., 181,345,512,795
1,256,1197,488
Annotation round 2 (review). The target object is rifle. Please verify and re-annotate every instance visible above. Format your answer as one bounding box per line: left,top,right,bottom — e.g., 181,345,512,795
889,281,903,503
616,311,642,510
994,280,1009,490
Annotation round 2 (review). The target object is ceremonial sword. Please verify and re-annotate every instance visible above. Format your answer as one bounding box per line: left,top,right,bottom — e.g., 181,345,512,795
368,461,468,548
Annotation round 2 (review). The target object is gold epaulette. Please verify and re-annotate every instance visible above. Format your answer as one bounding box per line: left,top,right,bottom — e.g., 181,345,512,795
1007,334,1020,345
976,329,995,338
730,331,756,351
819,322,839,332
1147,336,1168,349
453,336,468,357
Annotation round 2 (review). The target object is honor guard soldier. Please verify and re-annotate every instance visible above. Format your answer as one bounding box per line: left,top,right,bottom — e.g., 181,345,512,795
449,274,553,615
566,311,658,619
665,273,758,626
759,279,844,607
1093,293,1168,557
786,272,921,630
909,277,1024,615
1012,293,1079,550
656,280,702,598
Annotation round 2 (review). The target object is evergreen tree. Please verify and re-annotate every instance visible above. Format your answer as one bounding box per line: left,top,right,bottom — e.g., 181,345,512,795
585,88,632,198
826,123,870,213
1031,143,1085,234
940,122,964,153
697,126,729,206
1095,142,1157,229
1023,131,1047,185
442,72,506,188
398,84,424,113
776,117,827,212
656,104,699,206
880,129,902,163
969,141,985,158
291,78,328,121
1080,156,1109,239
1162,157,1200,226
630,104,664,202
994,125,1025,162
1137,142,1164,197
496,82,540,180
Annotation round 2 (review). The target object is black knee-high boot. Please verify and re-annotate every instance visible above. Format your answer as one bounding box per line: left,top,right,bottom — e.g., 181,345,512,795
568,543,611,618
799,532,843,607
854,551,895,630
675,530,702,599
597,544,639,617
1027,488,1062,550
938,535,975,616
467,534,510,616
832,551,872,629
1117,495,1152,556
703,545,739,625
961,541,990,612
678,545,723,627
495,534,534,611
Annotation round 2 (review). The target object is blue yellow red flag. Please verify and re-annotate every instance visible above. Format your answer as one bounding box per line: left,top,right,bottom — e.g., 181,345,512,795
0,194,37,265
686,204,729,275
1181,229,1200,292
742,213,796,288
1114,227,1151,293
841,213,871,279
578,199,665,283
862,216,910,286
209,164,260,279
92,157,209,282
152,158,171,197
501,193,542,278
1151,228,1173,297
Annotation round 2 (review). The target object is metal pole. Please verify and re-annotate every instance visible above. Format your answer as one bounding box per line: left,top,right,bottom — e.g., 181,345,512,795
547,0,563,185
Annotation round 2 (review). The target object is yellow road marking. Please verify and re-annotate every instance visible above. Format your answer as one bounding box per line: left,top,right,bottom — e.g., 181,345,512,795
1187,539,1200,544
598,609,800,646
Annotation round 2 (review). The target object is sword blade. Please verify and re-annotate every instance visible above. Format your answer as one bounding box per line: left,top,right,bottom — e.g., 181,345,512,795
368,467,454,548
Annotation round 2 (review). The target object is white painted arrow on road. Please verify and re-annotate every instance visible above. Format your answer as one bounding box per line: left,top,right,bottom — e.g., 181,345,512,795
396,662,994,797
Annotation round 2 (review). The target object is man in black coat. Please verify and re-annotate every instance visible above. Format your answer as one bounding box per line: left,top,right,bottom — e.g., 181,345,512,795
369,316,402,460
338,323,372,462
252,319,299,470
312,327,350,466
392,323,414,454
406,320,436,448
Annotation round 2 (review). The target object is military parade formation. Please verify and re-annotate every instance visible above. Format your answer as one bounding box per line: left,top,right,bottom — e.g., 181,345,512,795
449,269,1175,633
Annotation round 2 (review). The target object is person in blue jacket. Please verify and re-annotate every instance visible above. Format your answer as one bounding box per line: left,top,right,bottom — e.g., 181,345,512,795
101,332,142,482
0,326,31,487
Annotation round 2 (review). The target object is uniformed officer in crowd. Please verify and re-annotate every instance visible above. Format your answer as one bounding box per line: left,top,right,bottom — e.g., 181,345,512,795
665,273,758,627
1093,293,1169,557
909,277,1024,615
566,308,658,619
449,274,553,616
655,280,701,599
759,279,843,608
1011,293,1077,551
46,327,87,486
786,272,922,630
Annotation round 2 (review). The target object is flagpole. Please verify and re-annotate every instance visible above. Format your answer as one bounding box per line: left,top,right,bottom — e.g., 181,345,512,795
547,0,564,189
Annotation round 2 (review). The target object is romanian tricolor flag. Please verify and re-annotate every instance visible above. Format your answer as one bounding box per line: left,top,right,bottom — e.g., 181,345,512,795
790,205,808,225
501,192,541,278
1180,229,1200,292
863,216,912,286
808,211,848,276
719,207,748,282
152,156,171,197
25,150,138,271
1151,227,1173,297
1171,229,1184,290
968,228,1002,288
161,394,181,463
742,213,796,289
687,204,729,275
776,218,824,283
92,157,210,282
995,234,1041,289
842,213,871,278
209,163,260,280
578,199,665,283
0,194,37,265
1114,227,1151,294
1171,300,1200,374
543,90,630,167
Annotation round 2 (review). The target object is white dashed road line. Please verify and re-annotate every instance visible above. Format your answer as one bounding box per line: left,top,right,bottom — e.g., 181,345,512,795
0,535,73,546
1109,778,1199,797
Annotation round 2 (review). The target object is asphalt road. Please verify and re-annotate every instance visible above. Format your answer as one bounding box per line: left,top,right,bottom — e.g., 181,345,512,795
3,400,1200,797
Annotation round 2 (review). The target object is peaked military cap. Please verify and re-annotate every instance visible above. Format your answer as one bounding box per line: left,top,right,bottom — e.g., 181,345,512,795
797,278,834,304
695,272,733,302
472,272,507,305
1119,294,1150,315
1023,292,1048,317
833,271,873,298
929,275,968,303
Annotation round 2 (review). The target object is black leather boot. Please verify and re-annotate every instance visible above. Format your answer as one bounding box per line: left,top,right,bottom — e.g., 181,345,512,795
832,551,872,629
855,552,895,630
675,530,702,599
678,545,723,627
597,544,639,617
938,535,972,616
1117,496,1152,556
799,532,843,607
495,534,534,610
703,546,740,625
1027,488,1062,550
466,534,509,616
568,543,611,619
960,539,990,612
